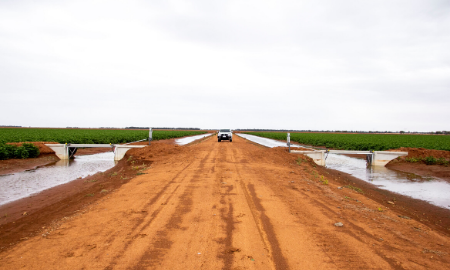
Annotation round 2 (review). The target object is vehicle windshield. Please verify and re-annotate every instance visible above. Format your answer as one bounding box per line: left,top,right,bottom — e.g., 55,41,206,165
219,129,231,132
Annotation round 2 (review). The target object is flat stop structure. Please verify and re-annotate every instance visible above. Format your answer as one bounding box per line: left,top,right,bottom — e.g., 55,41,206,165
45,144,146,161
291,149,408,166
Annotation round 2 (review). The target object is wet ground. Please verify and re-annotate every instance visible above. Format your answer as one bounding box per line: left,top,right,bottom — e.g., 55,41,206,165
237,133,450,209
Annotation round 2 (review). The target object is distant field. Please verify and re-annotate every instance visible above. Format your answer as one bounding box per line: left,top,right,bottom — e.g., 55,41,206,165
244,132,450,151
0,128,206,144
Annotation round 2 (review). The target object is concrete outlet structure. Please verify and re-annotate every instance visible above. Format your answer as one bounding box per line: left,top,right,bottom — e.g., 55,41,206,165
293,150,326,166
114,145,146,160
290,150,408,167
45,144,146,161
371,151,409,166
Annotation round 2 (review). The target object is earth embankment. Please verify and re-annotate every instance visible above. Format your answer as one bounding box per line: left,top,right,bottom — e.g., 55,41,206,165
1,136,450,269
386,147,450,182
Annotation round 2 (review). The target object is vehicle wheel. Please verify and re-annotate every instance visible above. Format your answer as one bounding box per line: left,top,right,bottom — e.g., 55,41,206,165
218,139,221,142
230,139,232,142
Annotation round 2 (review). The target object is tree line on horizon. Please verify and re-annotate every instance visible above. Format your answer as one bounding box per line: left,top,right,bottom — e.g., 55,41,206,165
2,126,448,134
235,129,450,135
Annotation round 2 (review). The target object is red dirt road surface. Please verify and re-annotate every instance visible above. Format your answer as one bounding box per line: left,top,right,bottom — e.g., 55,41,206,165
1,135,450,269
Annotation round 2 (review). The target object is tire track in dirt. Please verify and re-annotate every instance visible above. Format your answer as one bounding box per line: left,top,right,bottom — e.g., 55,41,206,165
103,159,196,269
307,198,400,269
215,144,237,270
3,134,450,269
246,183,289,270
134,184,197,268
282,185,376,268
133,145,215,268
218,201,235,270
231,138,383,269
172,141,229,270
230,143,288,270
289,176,408,267
103,143,215,267
250,162,398,269
247,165,375,269
216,141,278,269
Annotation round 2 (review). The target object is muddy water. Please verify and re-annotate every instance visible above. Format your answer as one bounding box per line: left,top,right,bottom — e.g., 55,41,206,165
237,133,450,209
175,133,212,145
0,152,116,206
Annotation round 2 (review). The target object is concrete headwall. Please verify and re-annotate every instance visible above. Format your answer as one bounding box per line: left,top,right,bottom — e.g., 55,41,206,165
291,149,407,167
45,144,146,161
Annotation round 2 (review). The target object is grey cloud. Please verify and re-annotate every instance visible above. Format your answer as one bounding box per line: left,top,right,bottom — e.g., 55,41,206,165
0,0,449,131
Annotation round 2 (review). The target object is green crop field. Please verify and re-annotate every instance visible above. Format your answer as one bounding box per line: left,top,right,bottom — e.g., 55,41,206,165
0,128,206,144
244,132,450,151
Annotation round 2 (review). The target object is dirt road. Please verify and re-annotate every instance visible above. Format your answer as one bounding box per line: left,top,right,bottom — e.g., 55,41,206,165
1,135,450,269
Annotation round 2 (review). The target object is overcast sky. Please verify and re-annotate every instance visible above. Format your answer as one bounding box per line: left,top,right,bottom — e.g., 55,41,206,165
1,0,449,131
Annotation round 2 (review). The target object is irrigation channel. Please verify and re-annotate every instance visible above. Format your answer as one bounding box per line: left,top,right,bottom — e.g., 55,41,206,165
0,133,213,206
174,133,212,145
238,133,450,209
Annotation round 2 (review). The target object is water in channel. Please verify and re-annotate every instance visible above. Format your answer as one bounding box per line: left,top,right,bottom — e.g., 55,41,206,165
175,133,212,145
0,152,116,206
0,134,214,206
237,133,450,209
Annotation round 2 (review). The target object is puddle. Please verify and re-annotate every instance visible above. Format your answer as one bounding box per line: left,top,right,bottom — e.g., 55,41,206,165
237,133,450,209
175,133,212,145
0,152,116,206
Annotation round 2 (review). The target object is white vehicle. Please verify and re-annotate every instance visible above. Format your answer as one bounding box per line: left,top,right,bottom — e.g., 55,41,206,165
217,129,232,142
